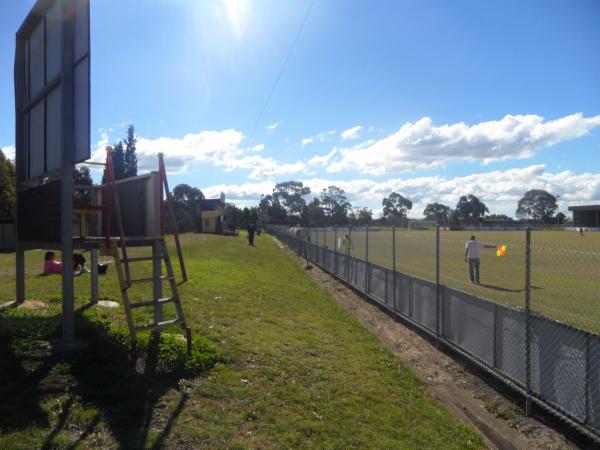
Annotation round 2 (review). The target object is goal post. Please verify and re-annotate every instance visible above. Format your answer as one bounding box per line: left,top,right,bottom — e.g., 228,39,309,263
407,220,438,230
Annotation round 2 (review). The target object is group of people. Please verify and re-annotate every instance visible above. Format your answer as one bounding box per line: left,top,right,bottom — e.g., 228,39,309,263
43,251,108,276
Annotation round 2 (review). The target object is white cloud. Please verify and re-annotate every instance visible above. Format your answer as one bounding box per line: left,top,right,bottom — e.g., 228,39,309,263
0,145,15,160
308,148,337,167
327,113,600,175
301,129,336,146
87,129,306,180
265,122,281,132
340,125,363,141
201,165,600,217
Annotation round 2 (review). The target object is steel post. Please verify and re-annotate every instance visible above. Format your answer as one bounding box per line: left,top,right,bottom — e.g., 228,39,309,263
525,227,532,416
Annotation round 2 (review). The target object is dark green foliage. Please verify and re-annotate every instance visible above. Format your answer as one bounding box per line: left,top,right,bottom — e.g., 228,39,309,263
170,184,205,232
382,192,413,223
320,185,352,225
272,181,311,221
455,194,488,225
124,125,138,178
423,202,451,225
0,148,16,218
516,189,557,223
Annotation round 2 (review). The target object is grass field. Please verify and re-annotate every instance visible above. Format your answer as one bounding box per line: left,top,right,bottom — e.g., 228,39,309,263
0,233,484,449
312,228,600,333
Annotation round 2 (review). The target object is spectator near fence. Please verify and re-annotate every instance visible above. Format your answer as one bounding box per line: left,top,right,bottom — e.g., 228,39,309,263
464,235,496,284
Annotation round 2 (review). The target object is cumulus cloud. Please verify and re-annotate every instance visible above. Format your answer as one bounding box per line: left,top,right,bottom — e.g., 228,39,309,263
301,129,336,146
265,121,281,132
307,148,337,167
0,145,15,160
326,113,600,175
340,125,363,141
201,165,600,217
88,129,306,180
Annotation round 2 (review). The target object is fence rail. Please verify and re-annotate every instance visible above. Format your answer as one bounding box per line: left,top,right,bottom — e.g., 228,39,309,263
267,224,600,443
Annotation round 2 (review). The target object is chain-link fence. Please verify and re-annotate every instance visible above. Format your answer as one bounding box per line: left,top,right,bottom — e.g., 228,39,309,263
267,224,600,443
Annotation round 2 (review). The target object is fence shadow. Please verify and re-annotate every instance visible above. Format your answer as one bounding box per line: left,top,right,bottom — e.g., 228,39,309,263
479,283,543,293
0,309,192,449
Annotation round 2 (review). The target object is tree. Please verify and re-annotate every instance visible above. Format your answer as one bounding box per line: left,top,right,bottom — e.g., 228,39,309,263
382,192,412,223
455,194,488,225
516,189,557,223
258,194,287,224
103,142,126,183
304,197,326,226
320,186,351,225
224,204,244,229
124,124,138,178
423,202,451,225
0,148,16,218
171,184,204,232
272,181,311,220
355,207,373,226
73,166,93,205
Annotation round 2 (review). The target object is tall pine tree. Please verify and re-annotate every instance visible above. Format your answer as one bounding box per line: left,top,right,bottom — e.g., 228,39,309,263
124,124,138,178
112,141,126,180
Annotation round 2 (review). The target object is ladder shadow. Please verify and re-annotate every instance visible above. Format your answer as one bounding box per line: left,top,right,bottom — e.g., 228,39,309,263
0,308,194,450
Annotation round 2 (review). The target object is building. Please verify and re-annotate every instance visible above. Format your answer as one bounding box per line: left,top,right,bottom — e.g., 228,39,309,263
198,193,226,234
568,205,600,227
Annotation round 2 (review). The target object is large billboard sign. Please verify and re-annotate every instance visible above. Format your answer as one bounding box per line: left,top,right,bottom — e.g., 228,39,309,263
14,0,90,184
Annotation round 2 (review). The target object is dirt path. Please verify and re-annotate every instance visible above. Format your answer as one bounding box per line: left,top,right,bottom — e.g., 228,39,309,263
278,240,576,450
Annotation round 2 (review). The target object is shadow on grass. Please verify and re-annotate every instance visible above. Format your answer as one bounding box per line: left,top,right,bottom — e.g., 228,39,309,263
0,307,198,449
479,283,543,293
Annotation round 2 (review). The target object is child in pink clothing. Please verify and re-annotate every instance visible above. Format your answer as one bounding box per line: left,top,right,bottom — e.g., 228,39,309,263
43,251,63,274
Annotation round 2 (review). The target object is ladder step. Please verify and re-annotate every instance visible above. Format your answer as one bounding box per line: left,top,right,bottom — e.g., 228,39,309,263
129,275,173,284
134,318,184,332
129,297,177,309
122,256,159,263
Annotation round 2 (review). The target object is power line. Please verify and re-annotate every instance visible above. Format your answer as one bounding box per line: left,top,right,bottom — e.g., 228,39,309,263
249,0,316,141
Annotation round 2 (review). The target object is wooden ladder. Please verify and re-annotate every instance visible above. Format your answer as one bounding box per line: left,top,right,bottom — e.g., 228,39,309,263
110,237,191,353
99,147,191,353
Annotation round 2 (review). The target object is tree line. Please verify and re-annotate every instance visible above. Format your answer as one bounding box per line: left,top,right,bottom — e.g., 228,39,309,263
0,146,566,230
220,181,565,229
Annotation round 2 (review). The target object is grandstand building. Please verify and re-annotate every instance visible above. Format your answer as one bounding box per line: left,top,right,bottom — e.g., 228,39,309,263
568,205,600,227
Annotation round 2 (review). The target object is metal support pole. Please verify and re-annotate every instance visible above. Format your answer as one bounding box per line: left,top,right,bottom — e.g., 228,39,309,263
436,224,441,345
392,225,397,313
365,225,369,293
525,227,533,416
90,248,99,304
60,6,76,348
16,245,25,303
153,240,163,323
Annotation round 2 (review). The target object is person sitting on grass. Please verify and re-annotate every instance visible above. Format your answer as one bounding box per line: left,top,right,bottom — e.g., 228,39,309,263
43,251,108,276
43,251,63,275
464,235,496,285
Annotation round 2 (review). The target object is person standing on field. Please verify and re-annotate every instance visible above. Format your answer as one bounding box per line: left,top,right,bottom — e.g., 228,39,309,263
247,223,256,246
464,235,496,284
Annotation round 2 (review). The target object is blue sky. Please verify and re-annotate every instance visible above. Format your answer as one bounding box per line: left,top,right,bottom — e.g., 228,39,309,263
2,0,600,217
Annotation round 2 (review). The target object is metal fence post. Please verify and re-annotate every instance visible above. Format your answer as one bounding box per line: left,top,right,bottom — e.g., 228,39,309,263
365,225,369,293
525,227,533,416
436,224,441,346
334,227,338,275
392,225,397,314
347,226,352,280
315,228,319,264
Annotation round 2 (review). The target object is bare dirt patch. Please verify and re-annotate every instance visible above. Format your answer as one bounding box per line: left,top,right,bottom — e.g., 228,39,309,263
279,241,576,450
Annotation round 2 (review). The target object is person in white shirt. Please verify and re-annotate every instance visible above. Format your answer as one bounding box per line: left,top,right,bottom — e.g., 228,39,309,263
464,235,496,284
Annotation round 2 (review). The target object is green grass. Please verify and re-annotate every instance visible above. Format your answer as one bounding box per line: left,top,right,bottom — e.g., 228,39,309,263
314,228,600,333
0,232,484,449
